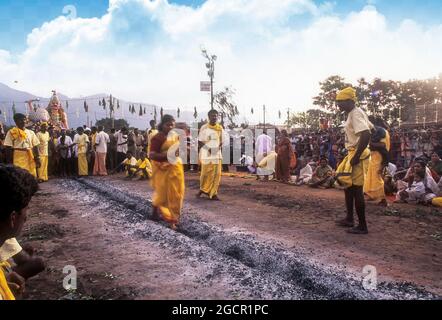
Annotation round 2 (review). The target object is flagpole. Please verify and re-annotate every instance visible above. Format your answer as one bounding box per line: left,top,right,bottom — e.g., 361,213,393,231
111,94,115,129
263,104,266,130
287,108,290,130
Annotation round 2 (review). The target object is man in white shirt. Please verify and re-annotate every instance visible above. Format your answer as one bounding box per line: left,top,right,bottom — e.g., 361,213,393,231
56,130,74,177
93,126,110,176
115,128,128,172
255,130,273,181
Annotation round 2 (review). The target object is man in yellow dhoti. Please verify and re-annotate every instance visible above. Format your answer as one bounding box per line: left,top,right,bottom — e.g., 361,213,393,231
197,109,223,201
364,117,391,206
0,165,39,300
36,123,50,182
149,115,185,230
73,127,90,176
335,87,373,235
3,113,41,177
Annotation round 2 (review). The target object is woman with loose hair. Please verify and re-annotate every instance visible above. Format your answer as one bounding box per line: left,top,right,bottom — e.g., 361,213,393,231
149,115,185,230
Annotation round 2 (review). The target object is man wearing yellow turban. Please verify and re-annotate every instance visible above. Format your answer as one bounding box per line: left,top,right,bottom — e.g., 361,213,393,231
335,87,373,234
336,86,357,102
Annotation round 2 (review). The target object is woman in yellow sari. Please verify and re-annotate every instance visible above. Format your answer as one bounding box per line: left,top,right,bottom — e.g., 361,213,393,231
364,118,391,206
149,115,185,230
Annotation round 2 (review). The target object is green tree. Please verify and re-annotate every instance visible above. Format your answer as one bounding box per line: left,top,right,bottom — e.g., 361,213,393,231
287,109,334,130
313,75,352,111
213,87,239,128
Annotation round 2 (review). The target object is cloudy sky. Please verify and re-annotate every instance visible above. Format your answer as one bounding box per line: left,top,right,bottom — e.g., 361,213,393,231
1,0,442,123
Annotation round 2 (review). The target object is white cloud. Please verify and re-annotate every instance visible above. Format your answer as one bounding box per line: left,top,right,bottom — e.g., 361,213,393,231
1,0,442,124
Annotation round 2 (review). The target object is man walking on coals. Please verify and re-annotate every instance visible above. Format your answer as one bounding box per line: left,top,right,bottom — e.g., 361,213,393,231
335,87,373,235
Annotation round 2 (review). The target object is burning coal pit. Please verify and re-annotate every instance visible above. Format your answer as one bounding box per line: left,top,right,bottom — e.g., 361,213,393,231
56,178,439,300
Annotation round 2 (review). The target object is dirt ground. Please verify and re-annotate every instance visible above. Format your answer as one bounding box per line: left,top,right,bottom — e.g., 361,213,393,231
17,170,442,300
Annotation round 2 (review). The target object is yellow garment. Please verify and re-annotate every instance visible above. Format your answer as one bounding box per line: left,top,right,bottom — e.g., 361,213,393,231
123,157,137,176
200,161,222,199
336,87,357,102
78,153,88,176
147,129,159,155
364,132,390,201
258,151,277,168
9,127,27,141
13,150,37,177
136,158,153,178
37,155,49,181
151,135,185,225
0,262,15,300
37,132,50,181
432,197,442,207
4,128,40,150
36,131,50,156
199,123,223,199
336,148,370,188
4,127,40,177
75,133,89,154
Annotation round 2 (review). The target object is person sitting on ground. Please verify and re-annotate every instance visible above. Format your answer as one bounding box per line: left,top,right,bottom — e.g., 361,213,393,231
134,151,153,180
114,151,138,178
295,158,313,186
428,152,442,182
430,176,442,207
0,164,42,300
395,159,439,205
396,171,426,204
309,156,334,189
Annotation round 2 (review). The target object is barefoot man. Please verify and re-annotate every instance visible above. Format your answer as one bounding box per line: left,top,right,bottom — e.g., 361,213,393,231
335,87,373,235
197,109,223,201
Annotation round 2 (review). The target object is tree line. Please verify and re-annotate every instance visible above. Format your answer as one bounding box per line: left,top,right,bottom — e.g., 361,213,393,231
287,75,442,129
